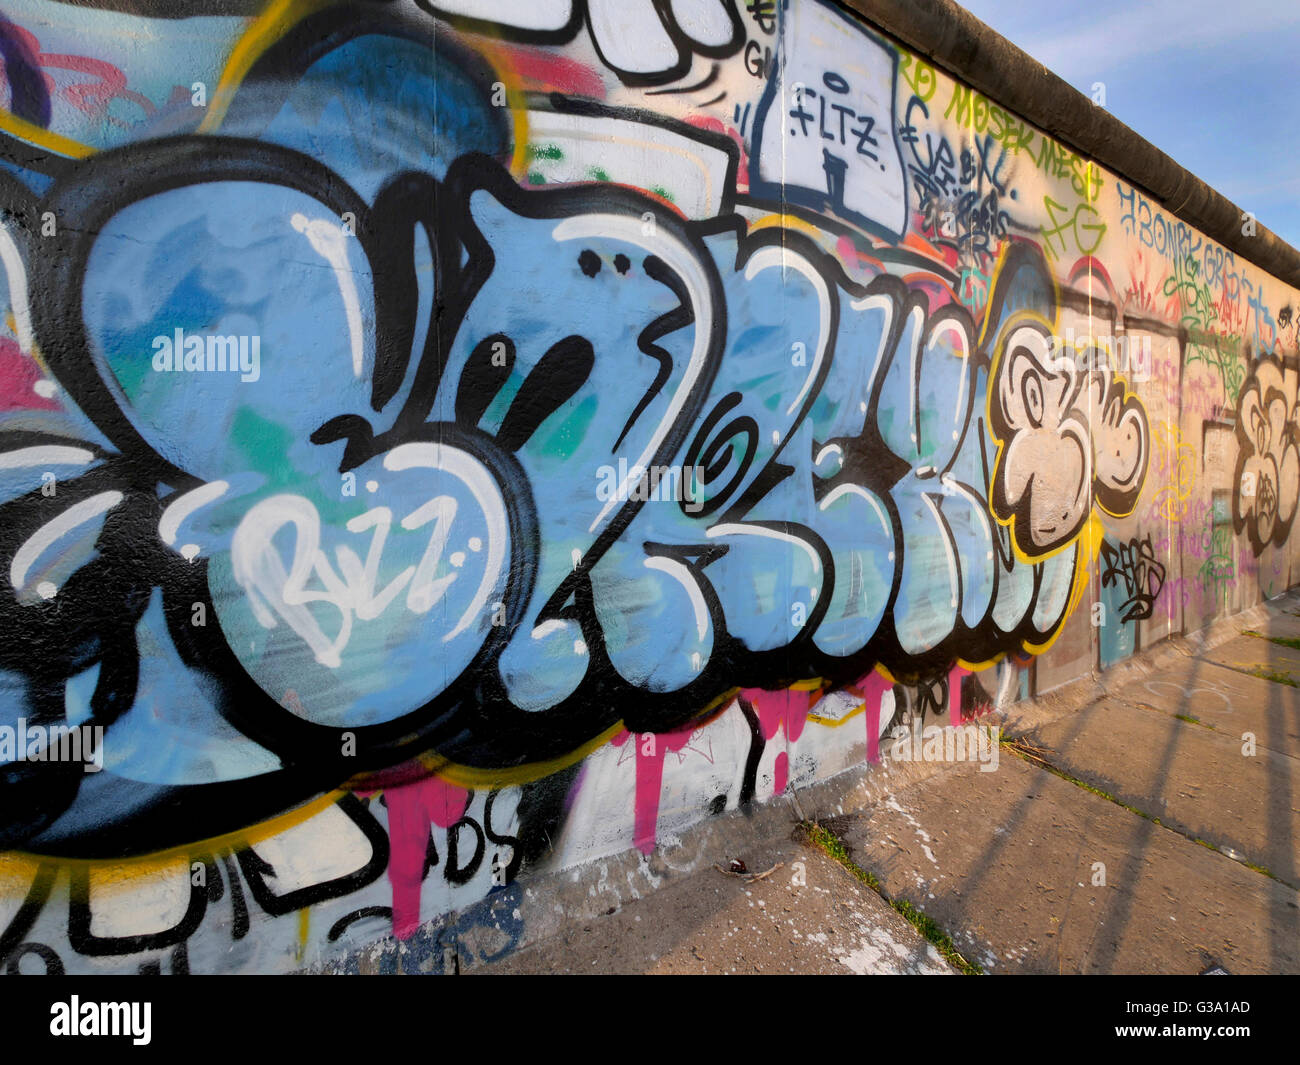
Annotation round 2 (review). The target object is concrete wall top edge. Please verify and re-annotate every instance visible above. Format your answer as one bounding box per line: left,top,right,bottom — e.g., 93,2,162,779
841,0,1300,289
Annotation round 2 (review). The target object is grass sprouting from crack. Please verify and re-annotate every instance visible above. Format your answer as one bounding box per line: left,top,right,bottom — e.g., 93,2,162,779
1192,837,1278,879
1000,735,1054,770
1249,667,1298,687
1242,629,1300,654
798,821,983,975
1001,736,1145,814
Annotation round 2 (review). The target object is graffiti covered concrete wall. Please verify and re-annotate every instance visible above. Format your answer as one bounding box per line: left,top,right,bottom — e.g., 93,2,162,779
0,0,1296,974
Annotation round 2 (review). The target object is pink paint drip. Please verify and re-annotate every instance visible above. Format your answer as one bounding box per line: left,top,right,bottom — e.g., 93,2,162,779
740,686,812,745
772,751,790,796
740,686,814,796
613,722,698,856
949,664,969,726
855,671,890,763
380,776,469,939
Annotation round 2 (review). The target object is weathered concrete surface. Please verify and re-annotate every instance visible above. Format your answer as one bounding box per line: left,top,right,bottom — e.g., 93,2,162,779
1242,607,1300,642
834,753,1300,975
1126,655,1300,760
318,750,961,975
474,835,954,975
1024,698,1300,886
1200,633,1300,681
828,597,1300,976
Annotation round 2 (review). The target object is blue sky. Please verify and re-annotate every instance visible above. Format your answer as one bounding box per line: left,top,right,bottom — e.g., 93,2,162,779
954,0,1300,251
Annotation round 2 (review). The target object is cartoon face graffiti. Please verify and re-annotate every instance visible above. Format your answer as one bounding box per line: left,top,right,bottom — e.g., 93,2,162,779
1233,357,1300,554
989,318,1149,556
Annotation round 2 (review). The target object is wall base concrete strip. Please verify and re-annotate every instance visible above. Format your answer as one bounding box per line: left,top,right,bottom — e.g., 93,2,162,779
473,838,954,976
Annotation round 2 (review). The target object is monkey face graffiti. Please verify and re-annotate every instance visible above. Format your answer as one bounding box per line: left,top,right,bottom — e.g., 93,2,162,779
1233,357,1300,555
989,317,1149,557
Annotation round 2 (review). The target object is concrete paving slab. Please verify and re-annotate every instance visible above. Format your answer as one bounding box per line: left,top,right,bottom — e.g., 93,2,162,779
1025,699,1300,886
835,756,1300,974
1199,633,1300,681
1120,656,1300,761
474,835,955,975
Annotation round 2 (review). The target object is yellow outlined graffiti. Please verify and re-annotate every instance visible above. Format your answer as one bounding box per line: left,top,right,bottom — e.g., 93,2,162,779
198,0,341,134
6,789,345,877
0,110,93,160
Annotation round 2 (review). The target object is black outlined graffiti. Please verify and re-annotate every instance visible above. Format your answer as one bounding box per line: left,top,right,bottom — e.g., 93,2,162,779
1099,536,1166,623
1,130,1126,857
987,263,1150,558
1232,355,1300,555
422,0,745,86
